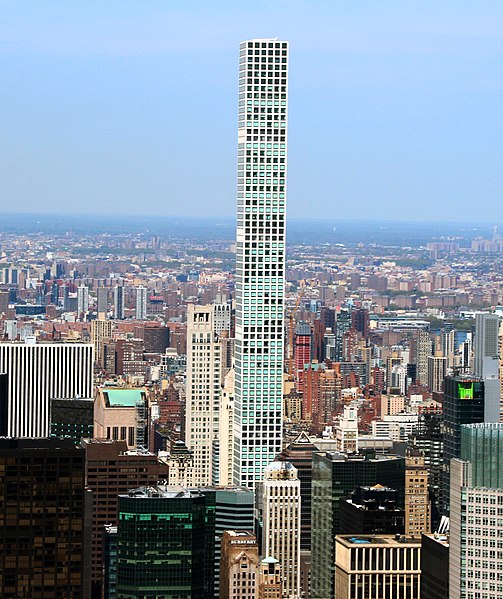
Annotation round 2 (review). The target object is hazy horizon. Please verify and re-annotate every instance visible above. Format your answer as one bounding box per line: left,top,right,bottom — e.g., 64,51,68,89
1,210,503,226
0,212,499,248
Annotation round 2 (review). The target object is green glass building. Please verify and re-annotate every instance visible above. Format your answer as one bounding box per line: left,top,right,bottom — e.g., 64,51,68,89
450,423,503,599
311,451,405,599
116,487,210,598
460,422,503,487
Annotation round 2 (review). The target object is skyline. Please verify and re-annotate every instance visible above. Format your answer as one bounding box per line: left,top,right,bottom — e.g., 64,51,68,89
1,1,503,221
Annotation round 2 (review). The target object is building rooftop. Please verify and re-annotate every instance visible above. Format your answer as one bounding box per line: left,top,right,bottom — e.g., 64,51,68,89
262,556,279,564
264,460,298,480
102,388,144,407
320,451,403,463
0,437,80,450
226,530,255,538
423,533,449,548
121,485,203,500
338,535,421,547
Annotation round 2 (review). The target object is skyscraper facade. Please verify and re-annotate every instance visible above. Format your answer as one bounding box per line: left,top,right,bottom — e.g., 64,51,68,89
91,317,112,367
473,312,501,422
96,287,108,317
77,284,90,316
404,451,431,536
0,340,94,437
311,452,405,599
442,375,485,513
116,486,210,598
335,535,421,599
294,321,312,392
113,285,124,320
0,438,91,599
450,423,503,599
427,354,447,395
135,285,148,320
278,431,317,551
199,486,254,598
415,330,432,385
261,461,301,598
81,439,167,597
233,38,289,487
50,397,94,442
473,312,500,379
185,303,229,485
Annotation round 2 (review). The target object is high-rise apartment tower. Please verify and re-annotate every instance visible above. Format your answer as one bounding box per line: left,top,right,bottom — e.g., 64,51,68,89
233,38,289,487
113,285,124,320
77,284,90,316
135,285,148,320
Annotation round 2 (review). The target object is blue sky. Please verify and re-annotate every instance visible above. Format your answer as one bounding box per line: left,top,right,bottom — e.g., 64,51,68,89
0,0,502,221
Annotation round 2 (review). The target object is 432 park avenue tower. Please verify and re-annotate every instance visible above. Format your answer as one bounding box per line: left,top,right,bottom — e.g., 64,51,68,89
233,39,288,487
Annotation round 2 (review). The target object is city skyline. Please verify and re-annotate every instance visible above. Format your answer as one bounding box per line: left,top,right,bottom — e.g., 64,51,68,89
1,1,502,221
2,11,503,597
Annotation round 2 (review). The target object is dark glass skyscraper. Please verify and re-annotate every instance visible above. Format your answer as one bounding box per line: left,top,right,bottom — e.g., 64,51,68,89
0,438,91,598
199,486,254,598
116,486,210,598
311,451,405,599
50,397,94,442
442,375,484,513
409,413,444,527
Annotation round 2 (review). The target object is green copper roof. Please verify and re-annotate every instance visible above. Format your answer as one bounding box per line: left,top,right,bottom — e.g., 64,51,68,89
105,389,143,407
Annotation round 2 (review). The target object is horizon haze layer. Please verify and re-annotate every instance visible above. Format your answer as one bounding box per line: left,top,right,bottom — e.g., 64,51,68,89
0,212,500,248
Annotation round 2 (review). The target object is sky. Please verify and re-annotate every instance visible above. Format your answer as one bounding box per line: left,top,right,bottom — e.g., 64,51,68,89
0,0,502,222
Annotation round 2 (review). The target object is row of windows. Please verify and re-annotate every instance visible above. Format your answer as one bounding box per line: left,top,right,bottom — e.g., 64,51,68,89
246,79,287,87
245,42,287,49
243,93,287,101
246,106,286,113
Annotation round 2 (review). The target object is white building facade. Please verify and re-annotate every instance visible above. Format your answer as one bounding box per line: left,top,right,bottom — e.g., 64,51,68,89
77,285,89,315
0,340,94,437
185,303,229,485
135,285,148,320
233,38,289,487
262,461,300,599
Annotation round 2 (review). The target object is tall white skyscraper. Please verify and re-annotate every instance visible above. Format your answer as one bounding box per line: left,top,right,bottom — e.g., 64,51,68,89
135,286,148,320
233,38,289,487
0,340,94,437
416,330,432,385
441,328,456,369
185,303,230,485
261,461,300,598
